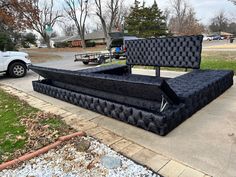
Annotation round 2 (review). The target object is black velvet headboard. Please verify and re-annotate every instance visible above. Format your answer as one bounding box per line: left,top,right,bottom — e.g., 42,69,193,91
126,35,203,69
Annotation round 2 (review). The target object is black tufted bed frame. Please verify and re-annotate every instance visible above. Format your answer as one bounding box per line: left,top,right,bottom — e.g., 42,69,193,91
30,35,234,136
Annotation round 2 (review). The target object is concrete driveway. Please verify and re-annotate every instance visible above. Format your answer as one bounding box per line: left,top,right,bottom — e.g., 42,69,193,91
29,51,99,70
0,54,236,177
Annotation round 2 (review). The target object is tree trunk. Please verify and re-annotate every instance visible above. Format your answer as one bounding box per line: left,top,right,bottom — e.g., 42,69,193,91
43,35,51,48
100,18,109,48
81,39,86,49
46,39,51,48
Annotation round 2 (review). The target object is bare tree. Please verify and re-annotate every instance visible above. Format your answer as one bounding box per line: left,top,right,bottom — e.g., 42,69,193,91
94,0,120,45
14,0,63,48
209,11,229,32
182,8,204,35
60,22,77,36
113,0,130,31
64,0,89,48
169,0,187,34
0,0,10,8
229,0,236,5
168,0,204,35
163,8,171,23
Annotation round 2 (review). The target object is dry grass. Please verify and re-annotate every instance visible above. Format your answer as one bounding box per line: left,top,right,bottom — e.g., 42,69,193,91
27,45,106,53
22,45,107,63
202,51,236,61
28,52,63,63
206,44,236,49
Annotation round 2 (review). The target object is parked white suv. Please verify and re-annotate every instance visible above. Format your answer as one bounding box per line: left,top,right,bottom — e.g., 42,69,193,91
0,51,31,78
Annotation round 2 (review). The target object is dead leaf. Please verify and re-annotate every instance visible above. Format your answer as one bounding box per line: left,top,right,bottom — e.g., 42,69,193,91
16,135,26,140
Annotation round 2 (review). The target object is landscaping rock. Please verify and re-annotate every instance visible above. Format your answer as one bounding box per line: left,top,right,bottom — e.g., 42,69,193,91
73,139,91,152
101,156,122,169
0,137,160,177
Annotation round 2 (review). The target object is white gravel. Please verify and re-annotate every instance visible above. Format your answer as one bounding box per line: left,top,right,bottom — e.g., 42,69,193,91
0,137,160,177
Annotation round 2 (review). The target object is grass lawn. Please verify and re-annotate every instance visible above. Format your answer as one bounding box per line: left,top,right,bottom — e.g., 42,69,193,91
106,51,236,74
201,51,236,72
0,89,72,163
0,90,36,162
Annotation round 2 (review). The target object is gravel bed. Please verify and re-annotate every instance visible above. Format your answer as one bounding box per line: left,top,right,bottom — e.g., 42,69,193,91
0,136,160,177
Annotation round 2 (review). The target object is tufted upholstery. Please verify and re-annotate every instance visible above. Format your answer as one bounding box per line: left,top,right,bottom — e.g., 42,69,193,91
31,69,233,136
126,35,203,69
168,70,234,117
29,34,234,136
79,64,129,75
29,65,179,104
51,80,163,112
32,80,186,136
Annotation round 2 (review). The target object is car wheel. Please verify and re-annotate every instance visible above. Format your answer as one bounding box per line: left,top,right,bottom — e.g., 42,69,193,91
97,56,105,64
115,55,120,59
8,62,27,78
82,61,89,65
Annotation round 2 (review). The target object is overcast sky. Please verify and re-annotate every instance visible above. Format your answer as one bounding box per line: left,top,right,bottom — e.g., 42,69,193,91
134,0,236,24
52,0,236,36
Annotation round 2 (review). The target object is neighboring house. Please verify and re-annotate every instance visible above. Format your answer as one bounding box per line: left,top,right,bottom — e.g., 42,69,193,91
85,31,106,45
219,32,234,39
66,35,82,47
50,36,73,48
210,32,234,39
51,30,110,48
68,31,107,47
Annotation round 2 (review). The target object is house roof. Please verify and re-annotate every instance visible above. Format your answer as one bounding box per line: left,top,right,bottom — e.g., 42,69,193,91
56,31,106,42
211,31,234,36
65,35,80,41
220,32,234,36
52,30,121,43
85,31,105,40
51,36,72,42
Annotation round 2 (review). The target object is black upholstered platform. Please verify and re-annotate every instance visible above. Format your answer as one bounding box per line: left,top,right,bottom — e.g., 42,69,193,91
30,67,233,135
29,35,234,136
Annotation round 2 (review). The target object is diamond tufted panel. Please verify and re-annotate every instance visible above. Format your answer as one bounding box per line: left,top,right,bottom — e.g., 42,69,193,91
167,70,234,116
126,35,203,69
32,80,184,136
33,70,234,135
31,69,233,136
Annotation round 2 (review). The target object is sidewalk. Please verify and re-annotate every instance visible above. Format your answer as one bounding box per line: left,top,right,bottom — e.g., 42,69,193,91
1,69,235,177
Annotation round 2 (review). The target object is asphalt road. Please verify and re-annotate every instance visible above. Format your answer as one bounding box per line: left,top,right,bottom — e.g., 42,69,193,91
34,51,97,70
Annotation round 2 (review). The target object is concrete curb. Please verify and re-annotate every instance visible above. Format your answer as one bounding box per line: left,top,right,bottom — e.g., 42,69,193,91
0,132,86,171
0,85,212,177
